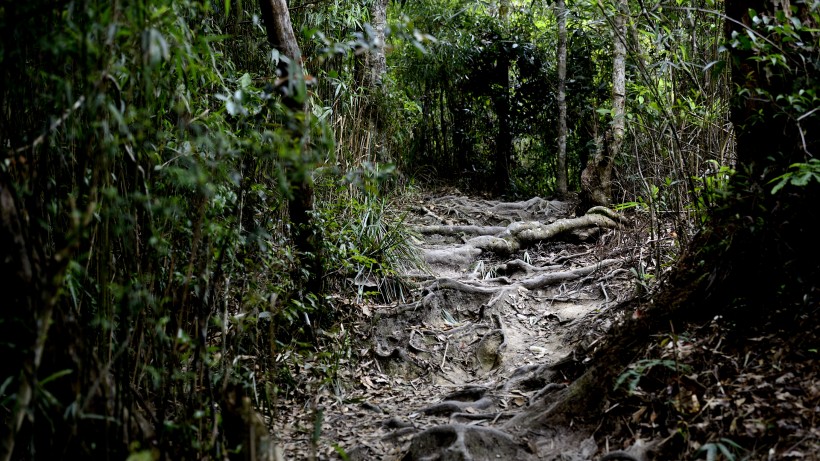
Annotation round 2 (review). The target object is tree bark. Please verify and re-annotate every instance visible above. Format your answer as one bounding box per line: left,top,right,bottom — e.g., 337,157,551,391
493,57,512,195
362,0,390,163
258,0,324,304
364,0,388,88
492,4,512,195
608,0,626,175
556,0,569,196
499,0,511,18
579,0,627,208
259,0,301,67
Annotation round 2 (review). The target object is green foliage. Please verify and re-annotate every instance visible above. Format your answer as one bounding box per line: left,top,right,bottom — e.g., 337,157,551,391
769,159,820,194
615,182,661,213
0,0,420,458
388,0,611,196
727,4,820,160
693,161,735,215
615,359,691,394
319,168,426,304
695,438,746,461
629,264,655,296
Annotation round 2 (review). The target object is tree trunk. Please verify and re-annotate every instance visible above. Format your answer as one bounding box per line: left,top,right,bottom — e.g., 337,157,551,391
363,0,389,163
511,0,820,431
258,0,324,306
608,0,626,174
364,0,388,88
493,57,511,195
259,0,301,68
498,0,510,18
579,0,627,209
493,3,512,195
555,0,568,196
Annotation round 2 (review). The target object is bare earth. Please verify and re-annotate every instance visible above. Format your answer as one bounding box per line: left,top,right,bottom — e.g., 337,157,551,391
273,190,645,460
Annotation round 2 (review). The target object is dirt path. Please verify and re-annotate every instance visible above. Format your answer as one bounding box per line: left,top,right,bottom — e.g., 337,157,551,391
273,191,640,460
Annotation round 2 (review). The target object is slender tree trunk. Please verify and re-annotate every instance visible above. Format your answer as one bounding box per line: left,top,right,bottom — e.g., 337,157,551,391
493,1,512,195
258,0,324,306
512,0,820,432
556,0,568,196
579,0,627,209
364,0,388,88
259,0,301,66
363,0,389,163
498,0,511,17
493,57,512,195
609,0,627,164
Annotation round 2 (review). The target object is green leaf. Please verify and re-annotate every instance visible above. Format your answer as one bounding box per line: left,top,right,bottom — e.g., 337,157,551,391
719,438,745,450
716,442,737,460
126,449,157,461
238,73,252,89
0,376,13,400
40,369,73,386
791,172,812,187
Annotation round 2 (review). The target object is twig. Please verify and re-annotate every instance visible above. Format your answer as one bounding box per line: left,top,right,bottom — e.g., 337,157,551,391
554,249,592,264
797,107,819,155
421,206,447,224
440,321,475,337
440,341,449,369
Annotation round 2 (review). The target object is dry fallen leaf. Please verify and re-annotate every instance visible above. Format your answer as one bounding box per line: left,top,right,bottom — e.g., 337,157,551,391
631,406,646,423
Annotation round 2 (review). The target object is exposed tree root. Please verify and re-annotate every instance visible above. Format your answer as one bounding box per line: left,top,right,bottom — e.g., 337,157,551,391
518,258,621,289
360,195,642,460
413,224,507,236
504,228,722,432
528,382,568,406
499,364,548,394
586,205,629,224
420,212,620,269
441,385,489,401
425,259,623,294
402,424,535,461
450,412,508,422
421,396,494,416
382,427,418,442
507,213,619,244
495,259,562,276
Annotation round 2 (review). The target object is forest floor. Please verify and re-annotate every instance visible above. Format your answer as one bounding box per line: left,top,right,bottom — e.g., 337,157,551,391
270,189,819,461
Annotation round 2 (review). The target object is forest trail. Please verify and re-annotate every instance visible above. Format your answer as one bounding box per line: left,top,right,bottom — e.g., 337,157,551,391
274,190,644,460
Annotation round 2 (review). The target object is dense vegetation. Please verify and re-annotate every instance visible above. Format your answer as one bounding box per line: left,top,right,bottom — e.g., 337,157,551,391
1,0,817,459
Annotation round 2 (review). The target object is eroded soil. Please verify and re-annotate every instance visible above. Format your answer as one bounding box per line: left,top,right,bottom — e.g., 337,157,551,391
264,190,820,461
271,191,649,460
